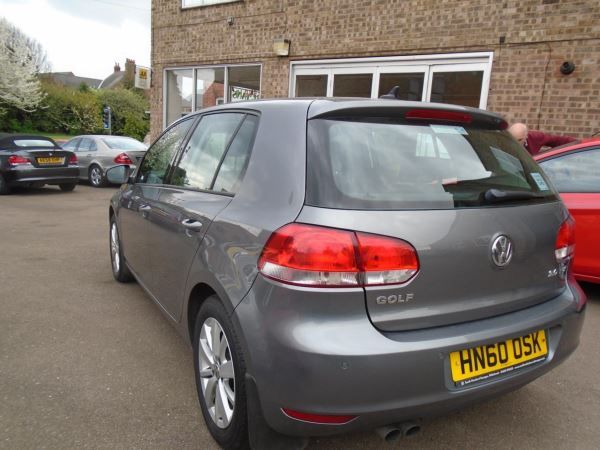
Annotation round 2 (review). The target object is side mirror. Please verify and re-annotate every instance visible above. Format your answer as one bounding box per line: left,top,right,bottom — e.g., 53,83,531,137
106,165,132,185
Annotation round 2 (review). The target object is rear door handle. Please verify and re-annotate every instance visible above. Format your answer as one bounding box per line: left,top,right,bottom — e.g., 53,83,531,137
181,219,203,232
139,205,151,212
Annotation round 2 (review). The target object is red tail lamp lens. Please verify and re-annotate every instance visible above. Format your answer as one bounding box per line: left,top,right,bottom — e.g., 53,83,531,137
405,109,472,124
282,408,356,425
8,155,31,165
258,223,419,287
114,153,133,164
68,154,78,165
555,216,575,261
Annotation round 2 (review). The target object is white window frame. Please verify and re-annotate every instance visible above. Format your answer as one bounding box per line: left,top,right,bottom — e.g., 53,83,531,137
427,62,490,109
163,63,262,129
182,0,238,8
289,52,494,108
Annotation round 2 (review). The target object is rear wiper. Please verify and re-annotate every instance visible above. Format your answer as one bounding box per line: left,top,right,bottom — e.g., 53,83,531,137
483,188,543,204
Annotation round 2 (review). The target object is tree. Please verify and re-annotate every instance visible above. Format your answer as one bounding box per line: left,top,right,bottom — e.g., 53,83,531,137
0,18,47,115
98,89,149,141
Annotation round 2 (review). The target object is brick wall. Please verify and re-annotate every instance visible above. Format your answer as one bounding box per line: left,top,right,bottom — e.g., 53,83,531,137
151,0,600,139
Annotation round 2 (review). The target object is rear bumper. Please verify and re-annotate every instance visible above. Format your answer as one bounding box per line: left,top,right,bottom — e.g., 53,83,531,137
233,276,585,437
5,166,79,186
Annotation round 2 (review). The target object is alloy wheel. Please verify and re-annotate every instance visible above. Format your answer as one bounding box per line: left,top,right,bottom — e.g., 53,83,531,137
110,222,120,274
90,167,102,186
198,317,236,429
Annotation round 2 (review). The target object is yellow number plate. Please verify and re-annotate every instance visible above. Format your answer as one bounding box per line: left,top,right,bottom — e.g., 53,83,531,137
450,330,548,386
37,157,64,165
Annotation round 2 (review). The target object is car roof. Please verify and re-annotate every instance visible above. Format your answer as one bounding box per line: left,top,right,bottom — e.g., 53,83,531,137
533,136,600,161
171,97,507,129
0,133,59,149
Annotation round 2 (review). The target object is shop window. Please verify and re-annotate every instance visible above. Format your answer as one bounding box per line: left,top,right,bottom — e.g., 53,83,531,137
195,68,225,110
228,66,261,102
295,75,327,97
166,69,193,126
430,71,483,108
333,74,373,98
378,73,424,101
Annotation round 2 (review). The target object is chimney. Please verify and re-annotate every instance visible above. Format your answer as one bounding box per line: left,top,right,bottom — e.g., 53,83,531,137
114,62,121,73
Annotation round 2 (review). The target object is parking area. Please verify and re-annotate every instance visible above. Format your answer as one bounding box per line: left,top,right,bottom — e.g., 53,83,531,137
1,184,599,449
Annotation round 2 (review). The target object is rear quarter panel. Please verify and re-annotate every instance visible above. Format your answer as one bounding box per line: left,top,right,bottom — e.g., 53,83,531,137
181,101,311,341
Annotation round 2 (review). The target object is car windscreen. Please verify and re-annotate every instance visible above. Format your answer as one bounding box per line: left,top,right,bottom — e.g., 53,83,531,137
101,137,147,151
306,118,558,210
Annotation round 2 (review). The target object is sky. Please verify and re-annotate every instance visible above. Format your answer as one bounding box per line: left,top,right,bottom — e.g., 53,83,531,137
1,0,151,80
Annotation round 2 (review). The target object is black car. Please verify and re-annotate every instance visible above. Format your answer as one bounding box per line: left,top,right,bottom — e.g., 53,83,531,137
0,133,79,194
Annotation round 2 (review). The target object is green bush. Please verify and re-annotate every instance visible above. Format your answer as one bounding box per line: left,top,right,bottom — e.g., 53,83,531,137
98,88,149,140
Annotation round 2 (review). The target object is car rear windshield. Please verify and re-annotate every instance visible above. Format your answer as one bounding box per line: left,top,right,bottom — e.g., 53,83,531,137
101,137,147,151
14,139,55,148
306,118,558,210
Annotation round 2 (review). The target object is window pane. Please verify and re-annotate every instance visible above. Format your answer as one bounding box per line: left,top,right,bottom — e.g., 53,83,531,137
378,73,424,101
306,119,557,210
171,113,245,190
295,75,327,97
137,118,194,184
78,139,92,151
333,73,372,98
166,69,194,126
540,149,600,193
213,115,259,193
430,71,483,108
196,68,225,110
228,66,261,102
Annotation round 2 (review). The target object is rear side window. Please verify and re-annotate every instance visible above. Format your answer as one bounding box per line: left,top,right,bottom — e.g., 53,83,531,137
539,148,600,193
307,118,558,210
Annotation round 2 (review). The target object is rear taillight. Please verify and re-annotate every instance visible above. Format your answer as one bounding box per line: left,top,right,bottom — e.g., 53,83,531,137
555,216,575,279
68,154,78,166
7,155,31,166
114,153,133,164
258,223,419,287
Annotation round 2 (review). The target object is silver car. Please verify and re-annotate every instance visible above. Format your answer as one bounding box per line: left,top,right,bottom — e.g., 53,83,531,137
62,135,147,187
106,99,585,449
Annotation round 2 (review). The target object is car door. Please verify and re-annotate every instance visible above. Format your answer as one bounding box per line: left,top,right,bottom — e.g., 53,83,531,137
76,138,95,177
63,138,83,177
118,117,197,293
135,112,255,319
539,147,600,281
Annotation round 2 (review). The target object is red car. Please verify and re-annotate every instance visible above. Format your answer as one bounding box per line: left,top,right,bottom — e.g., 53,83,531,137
534,137,600,283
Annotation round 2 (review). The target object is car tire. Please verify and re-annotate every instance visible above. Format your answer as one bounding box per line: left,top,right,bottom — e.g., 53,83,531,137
109,216,133,283
0,174,10,195
59,183,77,192
89,165,106,187
194,296,249,450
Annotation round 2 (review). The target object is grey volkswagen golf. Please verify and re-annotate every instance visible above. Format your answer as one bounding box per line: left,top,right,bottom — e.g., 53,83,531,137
107,99,585,449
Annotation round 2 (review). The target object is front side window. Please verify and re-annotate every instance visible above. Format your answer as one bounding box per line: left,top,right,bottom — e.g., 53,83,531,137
137,118,194,185
307,118,558,210
539,148,600,193
171,113,245,190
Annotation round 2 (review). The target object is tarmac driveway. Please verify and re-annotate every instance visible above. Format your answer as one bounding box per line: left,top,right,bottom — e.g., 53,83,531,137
1,184,598,449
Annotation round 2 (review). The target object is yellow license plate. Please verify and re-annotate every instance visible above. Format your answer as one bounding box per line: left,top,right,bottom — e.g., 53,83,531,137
37,157,64,165
450,330,548,386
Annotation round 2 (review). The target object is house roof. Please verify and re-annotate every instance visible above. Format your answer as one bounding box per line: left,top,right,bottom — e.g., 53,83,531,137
42,72,102,89
98,71,126,89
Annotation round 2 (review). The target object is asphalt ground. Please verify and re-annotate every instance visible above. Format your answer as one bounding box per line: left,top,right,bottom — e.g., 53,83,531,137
1,184,599,449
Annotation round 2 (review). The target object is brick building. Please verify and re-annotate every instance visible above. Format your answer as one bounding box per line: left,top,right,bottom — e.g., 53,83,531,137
151,0,599,139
